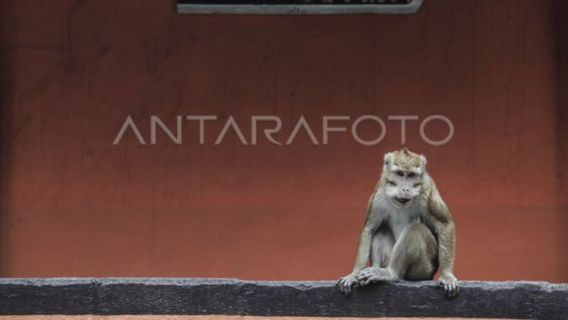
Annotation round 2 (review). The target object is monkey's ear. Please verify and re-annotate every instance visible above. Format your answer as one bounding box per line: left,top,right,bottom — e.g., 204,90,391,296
419,155,427,168
384,152,393,166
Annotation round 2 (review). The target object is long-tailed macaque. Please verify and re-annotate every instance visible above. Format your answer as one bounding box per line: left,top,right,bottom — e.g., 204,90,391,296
337,148,459,298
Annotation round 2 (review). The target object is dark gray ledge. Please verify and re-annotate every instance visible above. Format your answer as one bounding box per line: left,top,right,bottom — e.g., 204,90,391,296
0,278,567,319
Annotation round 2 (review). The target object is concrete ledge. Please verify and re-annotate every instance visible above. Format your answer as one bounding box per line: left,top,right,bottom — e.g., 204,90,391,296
0,279,567,319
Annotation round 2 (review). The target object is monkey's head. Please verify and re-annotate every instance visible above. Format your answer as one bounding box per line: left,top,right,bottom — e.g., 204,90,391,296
382,148,427,208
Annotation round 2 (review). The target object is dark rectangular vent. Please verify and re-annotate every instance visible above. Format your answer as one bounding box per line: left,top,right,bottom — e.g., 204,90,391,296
177,0,423,15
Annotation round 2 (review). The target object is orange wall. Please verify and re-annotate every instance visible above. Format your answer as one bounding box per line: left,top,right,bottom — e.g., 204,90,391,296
0,0,567,281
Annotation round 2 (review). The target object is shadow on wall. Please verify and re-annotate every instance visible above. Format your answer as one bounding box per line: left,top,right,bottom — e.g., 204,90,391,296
554,0,568,276
0,0,13,276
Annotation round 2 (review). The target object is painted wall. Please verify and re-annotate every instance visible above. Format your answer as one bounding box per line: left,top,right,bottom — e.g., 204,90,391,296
0,0,566,281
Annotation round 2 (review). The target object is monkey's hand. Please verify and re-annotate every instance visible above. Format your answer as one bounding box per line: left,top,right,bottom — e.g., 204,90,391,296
356,267,395,286
356,267,381,286
439,271,459,299
337,273,358,295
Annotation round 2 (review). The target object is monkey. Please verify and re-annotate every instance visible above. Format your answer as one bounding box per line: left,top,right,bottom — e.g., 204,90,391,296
337,148,459,298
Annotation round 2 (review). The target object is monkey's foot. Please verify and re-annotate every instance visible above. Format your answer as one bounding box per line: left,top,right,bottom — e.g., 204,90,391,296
337,274,358,295
356,267,396,286
439,272,459,299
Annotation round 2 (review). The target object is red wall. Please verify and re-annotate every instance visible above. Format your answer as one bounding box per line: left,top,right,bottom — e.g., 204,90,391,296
0,0,567,281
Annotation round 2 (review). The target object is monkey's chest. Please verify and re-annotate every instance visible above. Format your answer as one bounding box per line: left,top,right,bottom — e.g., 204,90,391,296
386,208,423,239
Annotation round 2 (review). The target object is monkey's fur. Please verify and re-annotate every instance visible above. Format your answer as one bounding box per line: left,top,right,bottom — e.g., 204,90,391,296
337,148,459,298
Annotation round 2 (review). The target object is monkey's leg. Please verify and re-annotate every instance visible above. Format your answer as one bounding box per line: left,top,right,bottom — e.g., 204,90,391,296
356,229,398,285
357,222,437,284
370,230,394,268
391,222,438,281
344,231,394,290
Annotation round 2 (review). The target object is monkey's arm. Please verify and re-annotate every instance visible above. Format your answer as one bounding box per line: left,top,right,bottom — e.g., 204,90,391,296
428,182,459,298
337,184,383,295
350,222,375,274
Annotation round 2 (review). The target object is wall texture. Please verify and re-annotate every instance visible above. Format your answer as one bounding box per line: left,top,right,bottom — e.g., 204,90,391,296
0,0,566,281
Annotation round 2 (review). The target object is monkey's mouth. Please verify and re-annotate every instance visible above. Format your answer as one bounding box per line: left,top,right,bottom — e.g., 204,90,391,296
395,197,411,205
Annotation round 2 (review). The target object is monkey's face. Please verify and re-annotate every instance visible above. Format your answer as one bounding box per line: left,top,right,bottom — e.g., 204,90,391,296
383,148,427,208
384,167,423,207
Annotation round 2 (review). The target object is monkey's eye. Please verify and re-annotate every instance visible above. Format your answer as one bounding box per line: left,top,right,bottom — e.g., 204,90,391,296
387,180,397,186
407,172,416,178
413,183,422,188
395,170,404,177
